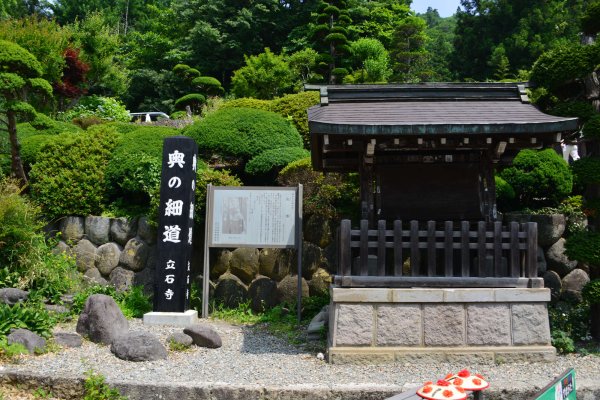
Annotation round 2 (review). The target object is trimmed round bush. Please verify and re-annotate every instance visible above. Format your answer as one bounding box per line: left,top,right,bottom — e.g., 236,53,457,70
271,91,320,147
20,134,56,167
221,98,272,111
191,76,224,95
565,231,600,267
105,126,179,205
583,115,600,140
571,157,600,186
245,147,310,175
495,175,516,212
499,149,573,208
175,93,206,112
29,125,119,219
184,107,303,161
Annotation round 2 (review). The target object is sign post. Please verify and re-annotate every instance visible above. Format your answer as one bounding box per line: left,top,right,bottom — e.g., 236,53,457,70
203,185,303,320
534,369,576,400
144,136,199,326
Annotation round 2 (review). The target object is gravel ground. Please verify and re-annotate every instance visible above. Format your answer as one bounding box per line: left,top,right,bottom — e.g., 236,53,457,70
1,318,600,398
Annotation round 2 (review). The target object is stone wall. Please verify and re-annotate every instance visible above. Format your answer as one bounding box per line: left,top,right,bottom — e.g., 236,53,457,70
328,287,555,364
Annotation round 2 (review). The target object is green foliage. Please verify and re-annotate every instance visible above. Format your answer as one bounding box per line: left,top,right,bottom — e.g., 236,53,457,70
581,2,600,34
390,15,429,82
193,167,242,224
231,48,296,100
174,93,206,113
565,231,600,267
20,135,57,167
494,175,516,212
83,371,127,400
168,339,190,352
583,280,600,305
191,76,224,96
552,329,576,354
345,38,392,83
0,302,54,339
221,98,272,111
549,300,590,349
499,149,573,209
531,44,597,91
548,101,597,124
106,126,177,209
271,92,320,147
184,107,302,161
29,125,119,219
59,96,130,123
572,157,600,186
0,337,29,362
245,147,310,176
277,157,359,220
583,115,600,140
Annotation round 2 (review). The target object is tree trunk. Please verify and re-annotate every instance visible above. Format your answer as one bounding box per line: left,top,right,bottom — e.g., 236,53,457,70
7,110,28,186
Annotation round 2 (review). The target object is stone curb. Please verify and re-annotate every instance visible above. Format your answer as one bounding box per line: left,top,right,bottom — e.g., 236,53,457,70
2,370,600,400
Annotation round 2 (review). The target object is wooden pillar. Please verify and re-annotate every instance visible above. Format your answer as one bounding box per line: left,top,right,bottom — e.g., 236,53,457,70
480,151,497,222
359,152,375,226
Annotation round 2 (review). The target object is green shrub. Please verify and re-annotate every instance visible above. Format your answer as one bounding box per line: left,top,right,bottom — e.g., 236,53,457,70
271,92,320,147
0,302,54,339
29,125,119,219
548,300,590,346
191,76,224,95
20,134,55,167
72,116,104,130
277,157,358,219
105,126,178,207
17,121,82,138
83,371,127,400
530,44,595,90
59,96,130,123
0,337,29,362
174,93,206,113
572,157,600,186
548,101,597,124
221,98,272,111
499,149,573,208
551,329,576,354
583,279,600,305
245,147,310,176
583,114,600,140
495,175,516,212
71,285,151,319
582,1,600,34
101,122,139,134
184,107,303,161
194,167,242,224
565,231,600,266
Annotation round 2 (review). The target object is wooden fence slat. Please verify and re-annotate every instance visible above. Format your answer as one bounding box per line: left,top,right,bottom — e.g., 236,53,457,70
445,221,453,277
360,219,369,276
477,221,486,277
427,221,436,276
461,221,470,277
410,220,420,276
510,222,520,277
393,220,403,276
340,219,351,277
377,220,386,276
526,222,538,278
494,221,503,277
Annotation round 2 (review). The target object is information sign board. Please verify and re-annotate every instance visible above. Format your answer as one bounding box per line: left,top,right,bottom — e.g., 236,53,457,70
534,368,576,400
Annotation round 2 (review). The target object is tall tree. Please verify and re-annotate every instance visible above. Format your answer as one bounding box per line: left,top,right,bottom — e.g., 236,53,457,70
390,15,430,82
0,40,53,185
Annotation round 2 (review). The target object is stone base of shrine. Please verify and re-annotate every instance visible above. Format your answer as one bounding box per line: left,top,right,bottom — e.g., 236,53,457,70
327,287,555,364
143,310,198,327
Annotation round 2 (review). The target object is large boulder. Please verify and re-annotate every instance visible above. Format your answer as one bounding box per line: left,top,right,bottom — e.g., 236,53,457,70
85,216,111,246
258,248,280,278
211,249,232,279
119,237,151,272
134,260,156,296
76,294,129,344
137,216,156,245
53,332,83,348
308,268,332,297
304,214,332,248
248,275,278,313
73,239,97,272
561,269,590,303
543,270,562,303
277,275,309,305
229,248,259,284
0,288,28,305
83,268,108,286
59,216,85,242
7,328,46,354
531,214,566,248
110,331,167,361
109,267,135,293
96,242,122,276
110,217,138,246
272,249,295,281
183,325,222,348
213,272,248,308
546,238,578,277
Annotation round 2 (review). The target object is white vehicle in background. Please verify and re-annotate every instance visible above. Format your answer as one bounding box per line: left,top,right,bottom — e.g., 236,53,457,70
129,112,170,122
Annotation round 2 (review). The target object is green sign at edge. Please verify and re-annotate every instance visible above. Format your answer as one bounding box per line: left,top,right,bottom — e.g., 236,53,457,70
535,368,576,400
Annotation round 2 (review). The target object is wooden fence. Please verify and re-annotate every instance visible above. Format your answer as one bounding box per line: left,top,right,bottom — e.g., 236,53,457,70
335,219,541,288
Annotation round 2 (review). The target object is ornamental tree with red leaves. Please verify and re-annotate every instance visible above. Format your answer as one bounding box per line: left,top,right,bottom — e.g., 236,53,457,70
54,47,89,106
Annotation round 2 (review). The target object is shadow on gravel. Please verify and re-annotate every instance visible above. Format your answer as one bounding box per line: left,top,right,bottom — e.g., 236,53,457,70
238,325,308,355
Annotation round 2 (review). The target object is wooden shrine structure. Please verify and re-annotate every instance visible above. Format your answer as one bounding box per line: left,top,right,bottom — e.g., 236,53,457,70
307,83,579,364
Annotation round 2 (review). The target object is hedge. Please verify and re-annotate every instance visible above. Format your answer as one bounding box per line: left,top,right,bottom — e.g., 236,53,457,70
245,147,310,175
571,157,600,186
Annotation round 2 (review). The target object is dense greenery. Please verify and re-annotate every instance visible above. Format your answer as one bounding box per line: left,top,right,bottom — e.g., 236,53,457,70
245,147,310,176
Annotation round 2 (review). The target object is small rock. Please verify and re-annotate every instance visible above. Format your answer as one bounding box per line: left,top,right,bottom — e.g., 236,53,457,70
83,268,108,286
111,331,167,361
119,237,150,272
85,216,111,246
59,216,85,242
96,243,122,276
543,270,562,303
307,305,329,340
7,328,46,354
110,217,138,246
546,238,578,277
53,332,82,348
308,268,332,297
0,288,28,305
316,352,325,361
109,267,135,293
166,332,193,349
562,269,590,303
76,294,129,344
183,325,222,348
